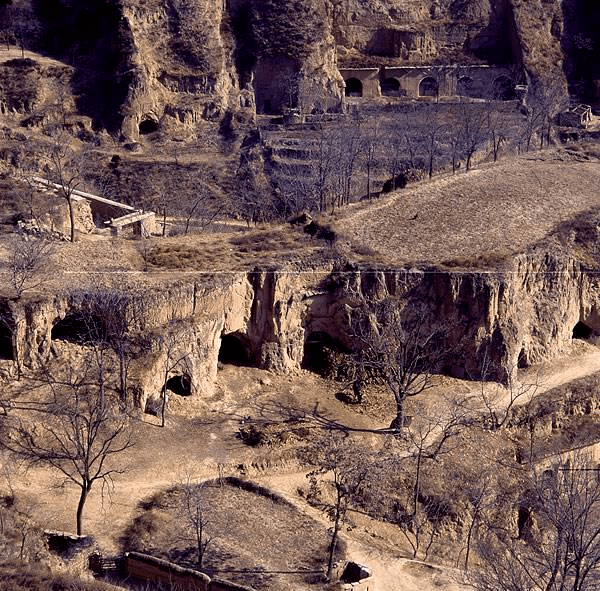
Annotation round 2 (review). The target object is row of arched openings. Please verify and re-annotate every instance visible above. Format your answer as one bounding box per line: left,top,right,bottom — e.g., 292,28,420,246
344,75,515,99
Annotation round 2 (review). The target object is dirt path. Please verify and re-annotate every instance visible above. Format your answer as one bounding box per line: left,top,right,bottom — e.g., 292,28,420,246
467,340,600,417
8,344,600,590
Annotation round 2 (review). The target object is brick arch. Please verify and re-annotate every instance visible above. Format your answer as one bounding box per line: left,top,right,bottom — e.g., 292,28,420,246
345,77,363,97
419,76,438,97
381,77,401,96
457,76,475,97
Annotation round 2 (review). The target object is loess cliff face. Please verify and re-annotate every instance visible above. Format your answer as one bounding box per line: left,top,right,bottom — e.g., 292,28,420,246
3,249,600,409
11,0,597,136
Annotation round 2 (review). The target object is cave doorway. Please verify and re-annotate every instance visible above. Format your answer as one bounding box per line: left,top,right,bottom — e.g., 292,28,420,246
457,76,475,97
573,321,594,340
419,76,438,97
51,312,105,344
0,323,13,360
139,118,159,135
381,77,400,96
517,506,532,538
517,348,528,369
302,331,348,377
218,333,253,366
164,374,192,397
345,78,363,97
493,76,515,100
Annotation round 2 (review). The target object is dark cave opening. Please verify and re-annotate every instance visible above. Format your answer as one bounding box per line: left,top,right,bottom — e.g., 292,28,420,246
517,506,532,538
164,374,192,397
0,324,13,361
139,119,159,135
345,78,363,97
219,333,253,366
517,348,528,369
51,312,105,345
419,76,439,97
302,331,348,377
573,321,594,340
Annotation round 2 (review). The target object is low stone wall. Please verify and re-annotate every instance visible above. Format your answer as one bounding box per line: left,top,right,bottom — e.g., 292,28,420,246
124,552,256,591
124,552,210,591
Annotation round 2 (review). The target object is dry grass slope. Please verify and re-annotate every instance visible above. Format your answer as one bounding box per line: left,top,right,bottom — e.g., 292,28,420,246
335,150,600,268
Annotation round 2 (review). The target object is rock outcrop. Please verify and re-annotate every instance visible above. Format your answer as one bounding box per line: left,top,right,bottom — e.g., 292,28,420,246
3,243,600,410
13,0,598,136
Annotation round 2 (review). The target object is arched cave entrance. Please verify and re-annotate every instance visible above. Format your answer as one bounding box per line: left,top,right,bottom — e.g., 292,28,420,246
218,332,253,366
139,118,159,135
302,331,348,377
0,303,14,361
51,312,105,345
345,78,363,97
493,76,515,101
517,348,528,369
457,76,475,97
164,374,192,397
381,77,400,96
0,324,13,360
573,321,594,340
419,76,439,97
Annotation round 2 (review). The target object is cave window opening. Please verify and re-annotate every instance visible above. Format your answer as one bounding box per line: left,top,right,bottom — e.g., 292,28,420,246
517,348,528,369
218,333,253,367
51,312,105,345
139,118,159,135
302,331,348,377
345,78,363,97
573,321,593,340
419,76,438,97
381,77,400,96
493,76,515,100
164,374,192,397
0,323,13,361
517,506,532,538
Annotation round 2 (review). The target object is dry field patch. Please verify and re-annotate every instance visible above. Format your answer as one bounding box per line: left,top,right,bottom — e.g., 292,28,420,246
336,151,600,268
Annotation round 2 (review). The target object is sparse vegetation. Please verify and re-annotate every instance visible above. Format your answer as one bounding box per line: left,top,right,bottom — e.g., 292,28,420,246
0,4,600,591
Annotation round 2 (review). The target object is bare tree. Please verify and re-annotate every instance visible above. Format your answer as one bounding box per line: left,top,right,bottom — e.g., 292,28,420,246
388,399,466,559
485,100,508,163
42,136,82,243
475,354,541,431
178,478,212,568
158,325,191,428
338,115,363,205
306,432,370,580
350,300,446,432
1,350,134,535
457,102,489,171
5,234,54,299
474,453,600,591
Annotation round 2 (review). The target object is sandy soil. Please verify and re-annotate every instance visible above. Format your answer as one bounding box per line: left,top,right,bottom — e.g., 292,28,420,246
7,340,600,591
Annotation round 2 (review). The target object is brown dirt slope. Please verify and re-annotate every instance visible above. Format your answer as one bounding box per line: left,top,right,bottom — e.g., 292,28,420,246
335,150,600,268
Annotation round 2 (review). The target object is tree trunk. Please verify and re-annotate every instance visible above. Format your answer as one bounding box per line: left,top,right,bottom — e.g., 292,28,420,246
76,485,89,536
118,347,127,404
327,499,343,580
67,196,76,243
412,449,422,517
389,397,404,432
161,393,167,428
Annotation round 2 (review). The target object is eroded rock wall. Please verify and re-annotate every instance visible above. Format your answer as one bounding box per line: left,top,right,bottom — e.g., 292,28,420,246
15,0,598,135
4,250,600,409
